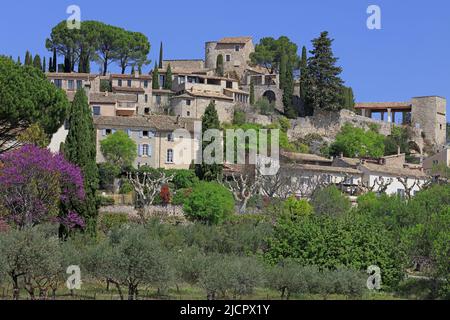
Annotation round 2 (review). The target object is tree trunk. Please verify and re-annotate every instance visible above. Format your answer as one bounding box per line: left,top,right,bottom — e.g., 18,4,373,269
103,59,108,76
12,275,20,300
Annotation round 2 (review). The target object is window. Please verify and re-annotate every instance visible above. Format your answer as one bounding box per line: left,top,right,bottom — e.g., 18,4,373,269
226,81,233,89
440,124,443,130
68,80,74,90
159,75,165,87
235,45,240,52
144,107,150,115
142,131,149,138
186,100,191,106
178,76,186,84
142,144,150,156
93,106,101,116
145,94,148,103
156,95,161,105
433,160,439,165
168,133,174,142
118,79,122,87
143,80,148,88
127,80,132,87
54,79,62,88
76,80,83,89
167,149,174,163
187,111,191,117
105,129,112,135
226,55,231,62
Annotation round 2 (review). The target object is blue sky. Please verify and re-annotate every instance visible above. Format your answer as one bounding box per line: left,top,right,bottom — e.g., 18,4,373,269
1,0,449,120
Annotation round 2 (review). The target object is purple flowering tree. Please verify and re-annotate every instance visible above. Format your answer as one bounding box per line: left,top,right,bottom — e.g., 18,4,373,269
0,145,85,229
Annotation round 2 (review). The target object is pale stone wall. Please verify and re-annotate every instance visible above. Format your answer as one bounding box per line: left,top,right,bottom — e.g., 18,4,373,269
288,109,392,142
242,83,285,113
171,97,234,124
205,41,254,79
423,147,450,174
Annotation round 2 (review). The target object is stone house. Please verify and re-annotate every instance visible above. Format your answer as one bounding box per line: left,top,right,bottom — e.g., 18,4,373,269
423,146,450,176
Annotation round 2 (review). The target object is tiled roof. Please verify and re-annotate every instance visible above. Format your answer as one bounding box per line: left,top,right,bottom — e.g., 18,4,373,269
184,89,234,101
224,88,250,95
112,86,145,94
361,162,427,178
281,151,332,164
110,73,152,80
94,116,197,132
218,37,252,44
46,72,97,79
89,93,137,104
283,163,362,175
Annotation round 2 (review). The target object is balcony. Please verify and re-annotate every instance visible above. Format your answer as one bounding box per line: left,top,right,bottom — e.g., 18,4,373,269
115,102,136,117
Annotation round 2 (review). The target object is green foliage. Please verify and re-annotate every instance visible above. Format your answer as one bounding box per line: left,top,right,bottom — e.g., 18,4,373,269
233,109,246,125
100,131,137,169
17,123,50,147
159,42,163,69
167,169,198,190
299,46,308,103
340,86,355,110
100,79,112,92
304,31,345,112
152,62,160,89
98,213,129,233
196,102,223,181
183,182,235,225
64,89,99,234
250,36,299,74
249,81,255,105
32,54,42,70
311,186,351,217
255,97,275,116
119,180,133,194
216,54,224,77
98,163,121,192
330,123,386,158
384,126,410,156
0,56,68,153
283,197,313,217
164,63,173,90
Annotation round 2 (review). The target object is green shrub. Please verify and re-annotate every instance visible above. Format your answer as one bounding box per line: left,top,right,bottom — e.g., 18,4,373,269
183,182,235,225
97,195,115,206
119,180,133,194
98,163,120,192
98,213,129,233
311,186,351,217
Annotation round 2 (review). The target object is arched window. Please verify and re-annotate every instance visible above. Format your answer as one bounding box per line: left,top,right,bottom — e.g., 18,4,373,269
167,149,174,163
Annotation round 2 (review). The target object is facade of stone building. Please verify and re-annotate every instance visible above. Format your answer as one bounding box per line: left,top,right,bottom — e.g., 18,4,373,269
423,146,450,175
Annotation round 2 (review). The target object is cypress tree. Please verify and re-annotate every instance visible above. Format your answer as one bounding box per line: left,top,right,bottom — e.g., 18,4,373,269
138,65,142,75
64,89,99,235
49,57,53,72
42,57,46,73
282,55,296,119
52,48,57,72
64,54,71,73
299,46,307,101
216,54,224,77
250,81,255,105
17,56,21,65
152,62,160,89
131,65,135,75
164,64,173,90
279,53,287,90
33,54,42,70
304,31,344,112
25,51,32,66
159,42,163,69
196,101,223,181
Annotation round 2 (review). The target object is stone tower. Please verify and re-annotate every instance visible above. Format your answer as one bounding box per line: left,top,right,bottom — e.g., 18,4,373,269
411,96,447,151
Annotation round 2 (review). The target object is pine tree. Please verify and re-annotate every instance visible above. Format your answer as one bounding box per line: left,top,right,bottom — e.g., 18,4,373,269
33,55,42,70
304,31,344,112
42,57,46,73
216,54,224,77
164,64,173,90
299,46,307,102
64,89,99,235
159,42,163,69
196,101,223,181
250,81,255,105
152,62,160,89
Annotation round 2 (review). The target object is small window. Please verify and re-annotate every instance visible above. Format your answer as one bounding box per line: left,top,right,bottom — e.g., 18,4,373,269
186,100,191,106
93,106,101,116
76,80,83,89
167,149,174,163
159,75,165,87
143,131,149,138
54,79,62,88
187,111,191,117
143,80,148,88
127,80,132,87
145,94,148,103
118,79,122,87
142,144,150,156
105,129,112,135
226,55,231,62
168,133,174,142
226,81,233,89
68,80,74,90
144,108,150,115
440,124,443,130
179,76,186,84
235,45,240,52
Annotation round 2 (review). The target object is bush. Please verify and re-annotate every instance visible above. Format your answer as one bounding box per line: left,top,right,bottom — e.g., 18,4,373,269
255,98,275,116
233,110,246,125
311,186,351,217
183,182,235,224
100,79,112,92
119,180,133,194
97,195,115,206
98,213,129,233
167,169,199,190
98,163,121,192
283,197,313,217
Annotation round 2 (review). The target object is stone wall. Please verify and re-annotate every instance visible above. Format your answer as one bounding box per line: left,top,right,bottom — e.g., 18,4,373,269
288,109,393,142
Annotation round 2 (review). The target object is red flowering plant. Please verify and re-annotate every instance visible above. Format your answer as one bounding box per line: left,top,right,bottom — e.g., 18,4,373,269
0,145,85,229
160,184,171,206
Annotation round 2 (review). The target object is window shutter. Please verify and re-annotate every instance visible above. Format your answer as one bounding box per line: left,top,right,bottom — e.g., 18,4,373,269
139,131,143,138
127,129,132,137
102,129,107,137
148,145,153,157
138,144,142,157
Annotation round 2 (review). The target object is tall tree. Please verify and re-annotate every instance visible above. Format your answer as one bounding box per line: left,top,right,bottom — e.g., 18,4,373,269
24,51,32,66
76,21,99,74
42,57,46,73
46,21,79,73
250,36,299,74
216,54,224,77
250,81,255,105
282,54,296,119
94,23,122,75
0,56,69,153
64,89,99,234
340,86,355,110
195,102,223,181
33,55,42,70
159,42,163,69
152,62,160,89
114,30,150,74
52,48,57,72
304,31,344,112
164,63,173,90
299,46,307,102
17,56,21,65
48,57,53,72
